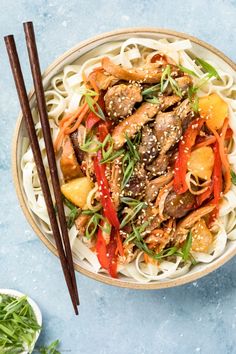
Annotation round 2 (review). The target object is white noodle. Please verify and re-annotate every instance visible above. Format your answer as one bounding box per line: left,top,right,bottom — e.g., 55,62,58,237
21,37,236,283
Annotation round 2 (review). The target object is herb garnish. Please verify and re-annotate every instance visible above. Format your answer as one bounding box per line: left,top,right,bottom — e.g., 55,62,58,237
160,65,182,97
182,231,193,262
178,65,199,78
64,197,80,229
144,96,159,104
82,210,108,239
80,134,101,153
83,88,105,120
39,340,61,354
142,83,161,96
0,295,41,353
188,85,199,113
231,170,236,185
121,134,140,189
195,57,220,80
120,197,147,228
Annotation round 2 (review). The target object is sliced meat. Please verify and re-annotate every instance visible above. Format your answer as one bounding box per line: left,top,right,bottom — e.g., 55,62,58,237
163,190,195,218
174,205,215,243
88,68,118,90
102,57,179,84
154,112,182,154
159,94,181,111
175,98,195,132
104,84,142,119
110,157,122,209
145,172,173,202
146,154,169,177
123,164,147,198
112,102,159,149
139,125,158,164
60,135,84,181
70,130,85,164
176,75,192,93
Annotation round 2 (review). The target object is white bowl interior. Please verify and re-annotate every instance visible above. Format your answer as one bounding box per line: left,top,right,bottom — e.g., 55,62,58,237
14,29,236,288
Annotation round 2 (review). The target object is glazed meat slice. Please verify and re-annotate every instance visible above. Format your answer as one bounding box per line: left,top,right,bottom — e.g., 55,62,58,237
154,112,182,154
145,172,173,202
102,57,180,84
176,75,192,93
159,94,181,111
163,190,195,218
139,125,158,164
104,84,142,119
60,135,83,181
70,130,85,164
146,153,169,177
175,98,195,132
123,164,147,198
112,102,159,149
88,69,118,90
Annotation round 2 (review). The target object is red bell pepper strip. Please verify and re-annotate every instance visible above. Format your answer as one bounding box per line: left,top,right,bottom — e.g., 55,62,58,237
94,151,120,229
96,221,118,278
98,123,109,142
85,112,101,131
107,230,118,278
196,183,213,207
225,127,233,140
96,223,109,269
85,95,106,131
174,118,205,194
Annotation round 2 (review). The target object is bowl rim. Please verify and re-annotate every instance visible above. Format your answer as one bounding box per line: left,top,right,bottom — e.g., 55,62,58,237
0,289,42,353
12,27,236,289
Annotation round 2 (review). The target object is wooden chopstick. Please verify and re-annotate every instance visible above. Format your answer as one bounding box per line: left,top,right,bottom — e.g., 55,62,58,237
4,34,79,315
23,22,79,306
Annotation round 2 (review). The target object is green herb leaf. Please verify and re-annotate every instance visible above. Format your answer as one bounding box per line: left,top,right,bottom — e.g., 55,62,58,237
195,57,220,80
120,201,147,229
160,64,182,96
182,231,193,262
142,83,161,96
179,65,199,78
39,339,61,354
0,295,41,353
85,212,104,239
144,96,159,104
100,148,125,164
188,86,199,113
63,197,80,228
85,95,106,120
231,170,236,185
80,134,101,153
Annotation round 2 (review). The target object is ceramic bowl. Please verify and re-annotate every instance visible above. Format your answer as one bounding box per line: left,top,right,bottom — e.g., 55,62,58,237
12,28,236,289
0,289,42,353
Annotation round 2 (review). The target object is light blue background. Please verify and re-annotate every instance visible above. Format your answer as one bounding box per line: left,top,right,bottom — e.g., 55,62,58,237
1,0,236,353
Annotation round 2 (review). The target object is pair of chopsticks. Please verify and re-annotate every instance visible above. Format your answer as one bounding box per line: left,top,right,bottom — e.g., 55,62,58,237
5,22,79,315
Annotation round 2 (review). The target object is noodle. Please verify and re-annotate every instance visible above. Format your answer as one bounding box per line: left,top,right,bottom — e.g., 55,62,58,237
21,37,236,282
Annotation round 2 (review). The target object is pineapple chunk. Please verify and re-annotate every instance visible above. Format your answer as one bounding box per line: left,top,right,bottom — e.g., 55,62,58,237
61,177,94,208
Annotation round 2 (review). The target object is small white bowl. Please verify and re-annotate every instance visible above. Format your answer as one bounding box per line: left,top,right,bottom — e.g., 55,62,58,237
0,289,42,354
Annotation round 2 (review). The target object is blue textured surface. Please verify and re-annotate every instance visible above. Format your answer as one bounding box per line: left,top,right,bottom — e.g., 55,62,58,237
1,1,236,353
